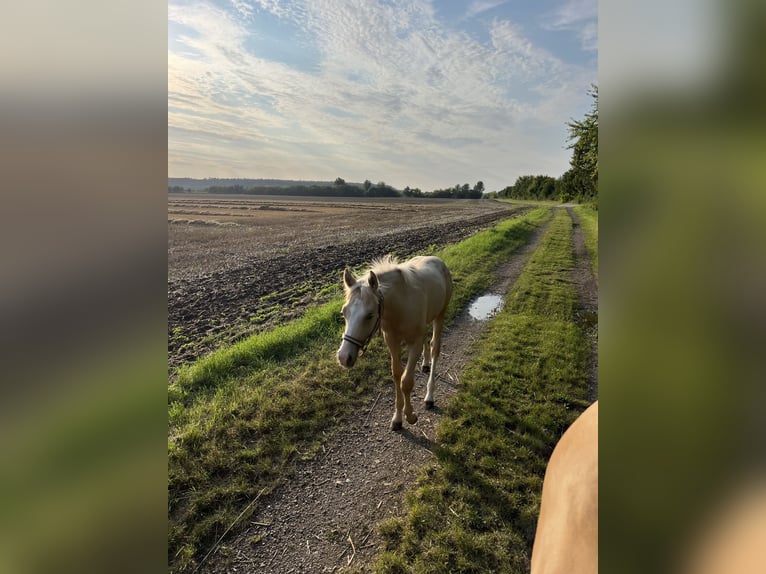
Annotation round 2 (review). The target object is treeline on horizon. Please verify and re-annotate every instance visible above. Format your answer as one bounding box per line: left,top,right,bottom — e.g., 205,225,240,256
489,168,595,203
168,178,486,199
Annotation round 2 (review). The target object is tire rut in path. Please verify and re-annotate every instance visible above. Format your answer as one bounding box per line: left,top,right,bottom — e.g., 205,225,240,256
205,217,554,574
565,207,599,401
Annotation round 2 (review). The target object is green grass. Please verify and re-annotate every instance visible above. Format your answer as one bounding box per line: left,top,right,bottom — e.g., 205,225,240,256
493,197,560,207
167,208,551,573
372,208,593,573
573,205,598,277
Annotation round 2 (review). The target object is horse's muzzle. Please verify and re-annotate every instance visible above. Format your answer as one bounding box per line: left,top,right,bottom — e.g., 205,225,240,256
337,345,357,369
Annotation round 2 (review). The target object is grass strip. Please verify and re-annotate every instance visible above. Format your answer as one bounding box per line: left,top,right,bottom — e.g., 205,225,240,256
168,208,551,573
372,208,592,574
573,204,598,277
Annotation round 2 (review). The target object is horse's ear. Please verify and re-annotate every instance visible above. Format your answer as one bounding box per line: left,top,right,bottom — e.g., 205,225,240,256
368,271,379,290
343,268,356,289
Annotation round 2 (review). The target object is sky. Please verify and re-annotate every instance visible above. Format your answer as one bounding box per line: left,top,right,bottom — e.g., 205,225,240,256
168,0,597,193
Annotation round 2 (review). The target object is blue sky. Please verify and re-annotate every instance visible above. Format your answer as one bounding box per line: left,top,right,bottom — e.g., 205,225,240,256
168,0,596,192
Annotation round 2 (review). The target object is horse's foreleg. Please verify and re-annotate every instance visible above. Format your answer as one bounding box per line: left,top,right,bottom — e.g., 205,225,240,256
424,314,445,409
386,337,405,431
401,341,423,425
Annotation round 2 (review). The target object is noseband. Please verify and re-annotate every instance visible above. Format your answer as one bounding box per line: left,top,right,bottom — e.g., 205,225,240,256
342,292,384,355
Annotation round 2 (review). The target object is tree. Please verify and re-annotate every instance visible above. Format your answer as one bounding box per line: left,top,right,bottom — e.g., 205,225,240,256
366,182,399,197
334,177,346,186
403,186,424,198
556,168,594,203
500,175,557,200
363,179,372,192
473,181,484,193
566,85,598,199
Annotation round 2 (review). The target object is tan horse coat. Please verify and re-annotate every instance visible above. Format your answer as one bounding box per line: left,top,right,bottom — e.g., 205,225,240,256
531,401,598,574
337,255,452,431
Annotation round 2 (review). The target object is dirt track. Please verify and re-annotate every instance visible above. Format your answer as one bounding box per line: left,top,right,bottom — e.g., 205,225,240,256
198,207,598,574
168,197,527,371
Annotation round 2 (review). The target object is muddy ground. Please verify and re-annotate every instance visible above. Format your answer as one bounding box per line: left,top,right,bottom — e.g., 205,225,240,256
192,207,598,574
168,196,527,371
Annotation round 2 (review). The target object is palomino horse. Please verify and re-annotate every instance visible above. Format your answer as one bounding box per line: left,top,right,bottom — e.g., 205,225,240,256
336,255,453,431
531,400,598,574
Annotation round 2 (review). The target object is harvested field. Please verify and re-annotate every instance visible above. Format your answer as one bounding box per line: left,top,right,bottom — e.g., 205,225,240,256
168,195,526,371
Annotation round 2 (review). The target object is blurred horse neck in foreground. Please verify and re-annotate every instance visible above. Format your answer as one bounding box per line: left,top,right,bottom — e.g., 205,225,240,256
337,255,452,431
531,400,598,574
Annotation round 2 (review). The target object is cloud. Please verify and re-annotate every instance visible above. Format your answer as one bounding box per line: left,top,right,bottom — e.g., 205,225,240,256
464,0,508,19
168,0,595,190
486,17,577,104
250,0,307,21
544,0,598,52
489,18,532,53
579,20,597,52
168,3,248,55
549,0,597,27
230,0,254,20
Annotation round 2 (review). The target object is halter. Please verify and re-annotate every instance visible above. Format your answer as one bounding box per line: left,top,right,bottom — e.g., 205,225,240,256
342,292,384,355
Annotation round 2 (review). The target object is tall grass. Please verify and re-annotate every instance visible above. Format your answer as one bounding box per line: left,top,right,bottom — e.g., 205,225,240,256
373,208,593,573
168,208,551,573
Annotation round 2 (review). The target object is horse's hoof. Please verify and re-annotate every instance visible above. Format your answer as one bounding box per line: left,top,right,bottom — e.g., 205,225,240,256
422,364,431,374
424,400,435,410
406,413,419,424
390,420,402,431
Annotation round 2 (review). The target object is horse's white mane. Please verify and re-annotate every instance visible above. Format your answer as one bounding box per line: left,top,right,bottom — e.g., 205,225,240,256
368,254,400,275
363,254,420,293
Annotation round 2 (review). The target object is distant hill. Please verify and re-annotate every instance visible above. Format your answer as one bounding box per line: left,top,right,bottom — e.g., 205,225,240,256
168,177,359,191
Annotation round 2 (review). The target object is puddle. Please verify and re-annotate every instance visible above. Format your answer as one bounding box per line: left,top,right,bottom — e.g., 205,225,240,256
468,294,504,320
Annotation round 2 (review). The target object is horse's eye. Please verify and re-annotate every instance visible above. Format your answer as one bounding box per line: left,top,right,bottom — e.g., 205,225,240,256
366,313,374,320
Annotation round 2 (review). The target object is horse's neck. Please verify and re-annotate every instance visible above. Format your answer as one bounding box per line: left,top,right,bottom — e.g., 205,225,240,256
376,267,403,290
377,269,407,319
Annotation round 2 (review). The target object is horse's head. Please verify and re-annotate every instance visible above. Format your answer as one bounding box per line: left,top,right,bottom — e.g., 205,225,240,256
337,268,383,368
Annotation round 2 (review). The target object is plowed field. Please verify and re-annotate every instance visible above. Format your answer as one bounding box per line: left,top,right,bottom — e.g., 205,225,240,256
168,195,525,370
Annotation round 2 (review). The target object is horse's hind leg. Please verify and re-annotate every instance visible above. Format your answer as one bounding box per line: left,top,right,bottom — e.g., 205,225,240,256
421,331,431,373
424,314,445,409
